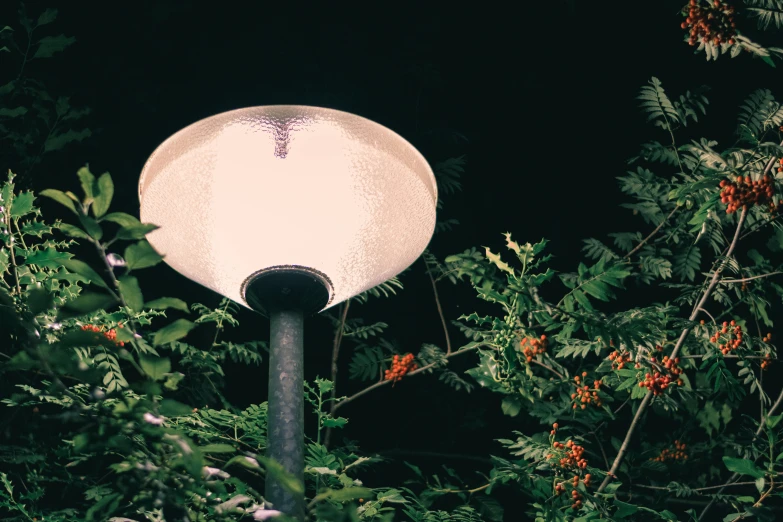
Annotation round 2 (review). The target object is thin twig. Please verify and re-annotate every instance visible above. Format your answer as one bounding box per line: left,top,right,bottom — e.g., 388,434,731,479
624,206,679,259
531,359,565,380
333,344,484,412
324,300,350,448
599,208,747,494
719,272,783,284
427,261,452,355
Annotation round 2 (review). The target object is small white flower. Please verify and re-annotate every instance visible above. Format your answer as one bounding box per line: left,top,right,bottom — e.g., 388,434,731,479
48,322,63,330
107,253,126,267
143,412,164,426
253,509,283,520
203,466,230,479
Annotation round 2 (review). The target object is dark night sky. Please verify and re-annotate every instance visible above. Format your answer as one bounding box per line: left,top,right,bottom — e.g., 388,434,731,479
4,0,783,504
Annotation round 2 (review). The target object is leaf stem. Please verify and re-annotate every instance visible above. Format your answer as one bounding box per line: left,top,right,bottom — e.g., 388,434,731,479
624,205,679,259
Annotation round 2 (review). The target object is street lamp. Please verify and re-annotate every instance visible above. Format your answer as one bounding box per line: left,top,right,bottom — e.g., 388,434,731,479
138,105,437,518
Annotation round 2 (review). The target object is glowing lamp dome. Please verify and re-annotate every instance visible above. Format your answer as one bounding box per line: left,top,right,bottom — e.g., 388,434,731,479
138,105,437,313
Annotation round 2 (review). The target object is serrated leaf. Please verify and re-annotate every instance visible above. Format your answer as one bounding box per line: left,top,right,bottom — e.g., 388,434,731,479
9,191,34,217
501,395,522,416
24,247,72,269
722,457,765,478
33,34,75,59
60,258,109,289
322,417,348,428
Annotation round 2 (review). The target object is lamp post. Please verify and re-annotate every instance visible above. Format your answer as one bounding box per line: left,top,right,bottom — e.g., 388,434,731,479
138,106,437,519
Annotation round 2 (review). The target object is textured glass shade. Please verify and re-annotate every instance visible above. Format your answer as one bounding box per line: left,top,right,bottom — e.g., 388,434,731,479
138,105,437,312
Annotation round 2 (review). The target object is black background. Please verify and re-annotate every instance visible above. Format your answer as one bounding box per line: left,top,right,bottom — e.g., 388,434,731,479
4,0,783,516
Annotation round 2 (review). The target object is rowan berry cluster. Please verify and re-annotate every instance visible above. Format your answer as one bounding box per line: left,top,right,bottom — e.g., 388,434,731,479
549,439,588,470
80,323,125,347
571,373,603,409
608,350,631,370
709,320,743,354
519,334,548,362
719,175,775,214
384,353,418,383
651,440,688,462
639,371,679,396
681,0,736,47
554,474,592,510
761,353,772,371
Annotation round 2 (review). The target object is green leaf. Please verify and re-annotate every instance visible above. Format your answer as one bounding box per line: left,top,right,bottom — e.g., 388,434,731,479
33,34,76,59
614,499,638,517
200,444,235,453
24,247,72,269
322,417,348,428
44,129,92,153
124,240,164,270
256,455,305,495
0,106,27,117
139,354,171,381
0,249,7,273
145,297,189,312
118,275,144,312
159,399,192,417
485,247,514,275
61,258,109,290
101,212,140,227
60,292,118,318
9,191,34,217
501,395,522,416
78,214,102,240
77,166,96,202
25,287,53,314
59,223,91,240
36,8,58,26
154,319,196,346
722,457,765,479
39,189,78,214
116,223,159,240
92,172,114,218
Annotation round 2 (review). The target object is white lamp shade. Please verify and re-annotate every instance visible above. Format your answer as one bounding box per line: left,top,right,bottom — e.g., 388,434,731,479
138,105,437,312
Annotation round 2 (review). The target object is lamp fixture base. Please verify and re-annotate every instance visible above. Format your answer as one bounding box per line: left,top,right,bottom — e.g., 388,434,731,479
242,266,332,316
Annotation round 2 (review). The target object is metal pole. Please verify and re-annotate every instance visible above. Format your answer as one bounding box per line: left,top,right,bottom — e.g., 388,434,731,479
266,307,305,520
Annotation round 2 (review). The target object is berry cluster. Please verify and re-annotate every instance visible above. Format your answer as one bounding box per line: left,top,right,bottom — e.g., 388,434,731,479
554,474,592,510
639,371,679,396
719,175,776,214
80,323,125,347
608,350,631,370
384,353,418,383
571,373,603,409
651,440,688,462
709,320,743,354
681,0,736,47
761,353,772,371
519,334,548,363
549,439,588,470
